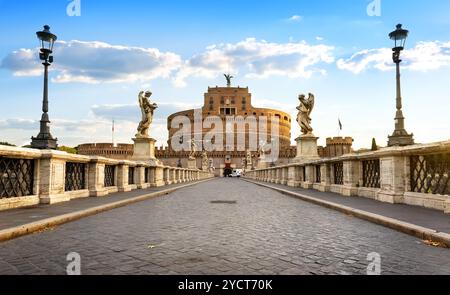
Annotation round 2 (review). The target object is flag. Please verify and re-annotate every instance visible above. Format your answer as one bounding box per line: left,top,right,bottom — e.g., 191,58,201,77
338,118,343,131
112,120,115,132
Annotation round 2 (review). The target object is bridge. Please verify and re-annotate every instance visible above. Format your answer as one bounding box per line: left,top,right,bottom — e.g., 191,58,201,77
0,142,449,275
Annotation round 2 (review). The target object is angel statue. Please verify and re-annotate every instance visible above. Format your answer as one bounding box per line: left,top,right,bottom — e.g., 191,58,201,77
189,140,198,160
136,90,158,138
246,149,253,166
296,93,315,135
201,150,209,168
224,73,234,87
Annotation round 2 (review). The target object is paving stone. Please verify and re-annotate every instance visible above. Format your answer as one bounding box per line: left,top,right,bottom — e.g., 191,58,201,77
0,179,449,275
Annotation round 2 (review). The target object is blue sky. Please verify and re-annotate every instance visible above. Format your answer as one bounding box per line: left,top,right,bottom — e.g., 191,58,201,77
1,0,449,148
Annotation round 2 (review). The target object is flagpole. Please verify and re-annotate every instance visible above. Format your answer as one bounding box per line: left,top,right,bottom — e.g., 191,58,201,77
112,119,115,147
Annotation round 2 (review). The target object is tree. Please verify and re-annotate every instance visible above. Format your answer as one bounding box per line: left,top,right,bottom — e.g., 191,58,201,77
371,138,378,151
0,141,16,147
57,146,78,154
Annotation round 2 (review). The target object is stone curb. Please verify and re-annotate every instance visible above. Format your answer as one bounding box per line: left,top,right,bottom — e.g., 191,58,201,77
0,179,214,243
244,179,450,248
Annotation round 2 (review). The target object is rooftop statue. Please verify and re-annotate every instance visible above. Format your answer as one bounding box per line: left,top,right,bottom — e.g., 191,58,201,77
296,93,315,135
136,90,158,138
224,74,234,87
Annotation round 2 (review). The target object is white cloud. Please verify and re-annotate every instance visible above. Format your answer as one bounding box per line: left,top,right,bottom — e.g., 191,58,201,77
91,102,199,122
174,38,335,86
1,40,182,84
287,15,302,22
0,49,41,76
337,41,450,74
1,38,335,88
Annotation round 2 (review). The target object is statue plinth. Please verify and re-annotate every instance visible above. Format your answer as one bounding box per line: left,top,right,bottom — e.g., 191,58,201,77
132,137,161,166
187,158,197,169
294,134,320,163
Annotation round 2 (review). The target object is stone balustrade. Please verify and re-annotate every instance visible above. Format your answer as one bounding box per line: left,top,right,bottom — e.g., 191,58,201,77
0,145,214,211
245,140,450,214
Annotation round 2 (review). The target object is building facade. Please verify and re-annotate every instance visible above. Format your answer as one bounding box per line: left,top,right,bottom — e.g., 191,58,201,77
76,85,353,177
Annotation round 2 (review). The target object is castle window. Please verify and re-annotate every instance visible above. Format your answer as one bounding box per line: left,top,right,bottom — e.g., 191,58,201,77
284,116,288,121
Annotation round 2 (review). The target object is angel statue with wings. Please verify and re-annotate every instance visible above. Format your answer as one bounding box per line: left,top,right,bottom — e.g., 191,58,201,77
136,90,158,138
224,74,234,87
296,93,315,135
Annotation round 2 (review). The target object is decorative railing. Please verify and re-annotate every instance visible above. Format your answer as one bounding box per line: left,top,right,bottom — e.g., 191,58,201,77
0,157,34,198
315,165,321,183
104,165,116,187
144,167,150,183
333,162,344,185
65,162,86,192
362,159,380,188
244,140,450,213
410,153,449,196
301,166,306,182
0,145,214,211
128,167,135,185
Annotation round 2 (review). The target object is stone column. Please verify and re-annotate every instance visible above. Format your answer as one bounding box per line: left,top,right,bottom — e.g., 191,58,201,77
88,159,108,197
152,166,165,187
378,156,409,204
319,164,331,192
280,167,288,185
38,152,69,204
342,160,360,196
181,170,186,182
287,166,297,187
171,169,177,184
175,169,180,183
135,164,149,189
302,165,315,189
117,162,132,192
163,167,171,185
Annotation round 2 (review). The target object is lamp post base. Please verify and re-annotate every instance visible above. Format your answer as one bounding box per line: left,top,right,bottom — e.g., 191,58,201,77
388,132,414,147
31,135,58,150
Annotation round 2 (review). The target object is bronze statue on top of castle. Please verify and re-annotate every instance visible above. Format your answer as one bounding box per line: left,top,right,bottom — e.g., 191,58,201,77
136,90,158,138
296,93,315,135
224,74,234,87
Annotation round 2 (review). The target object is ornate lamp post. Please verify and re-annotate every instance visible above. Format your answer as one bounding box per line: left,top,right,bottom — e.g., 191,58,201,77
31,25,58,149
387,24,414,147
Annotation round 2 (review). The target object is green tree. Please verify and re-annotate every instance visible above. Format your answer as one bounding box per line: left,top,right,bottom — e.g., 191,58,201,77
58,146,78,154
0,141,16,147
371,138,378,151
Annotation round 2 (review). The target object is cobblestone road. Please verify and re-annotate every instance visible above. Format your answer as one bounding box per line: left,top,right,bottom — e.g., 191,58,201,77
0,179,449,275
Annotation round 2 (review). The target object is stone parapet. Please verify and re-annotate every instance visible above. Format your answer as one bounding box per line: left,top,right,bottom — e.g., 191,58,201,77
244,140,450,214
0,145,214,211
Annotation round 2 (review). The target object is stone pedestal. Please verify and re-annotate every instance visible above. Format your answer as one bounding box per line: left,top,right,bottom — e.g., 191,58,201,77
188,158,197,169
294,135,320,163
132,137,161,166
